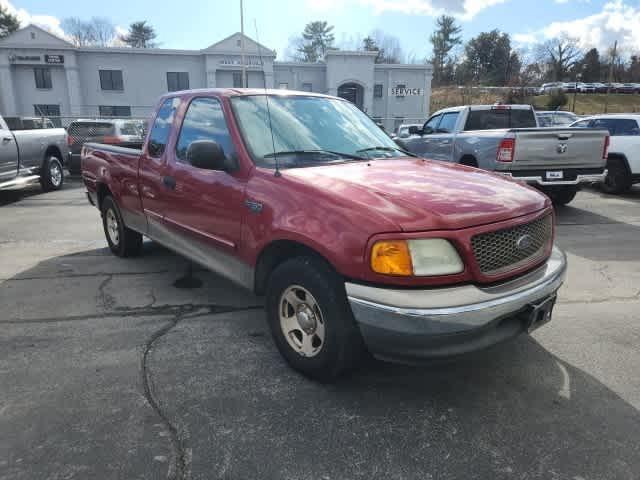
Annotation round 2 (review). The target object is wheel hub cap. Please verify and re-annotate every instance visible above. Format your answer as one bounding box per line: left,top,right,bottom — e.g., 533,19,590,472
279,285,325,357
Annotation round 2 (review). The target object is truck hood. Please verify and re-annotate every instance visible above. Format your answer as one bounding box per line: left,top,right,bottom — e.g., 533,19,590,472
285,158,550,231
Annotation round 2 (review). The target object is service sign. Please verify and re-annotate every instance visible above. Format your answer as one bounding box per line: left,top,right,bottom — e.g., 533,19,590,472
8,55,41,63
389,87,424,96
44,54,64,64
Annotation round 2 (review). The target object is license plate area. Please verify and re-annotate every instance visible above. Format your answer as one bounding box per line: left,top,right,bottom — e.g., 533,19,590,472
546,170,564,180
526,295,556,333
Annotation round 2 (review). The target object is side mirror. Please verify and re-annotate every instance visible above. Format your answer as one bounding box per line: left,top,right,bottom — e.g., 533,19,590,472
422,126,434,135
408,125,422,135
187,140,227,171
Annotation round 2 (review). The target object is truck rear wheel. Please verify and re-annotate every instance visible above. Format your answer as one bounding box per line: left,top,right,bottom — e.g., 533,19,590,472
544,186,577,206
266,256,365,382
602,158,632,194
101,196,143,257
40,156,64,192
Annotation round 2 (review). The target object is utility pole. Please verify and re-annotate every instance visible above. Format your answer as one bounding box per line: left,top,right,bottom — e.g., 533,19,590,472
604,40,617,114
240,0,247,88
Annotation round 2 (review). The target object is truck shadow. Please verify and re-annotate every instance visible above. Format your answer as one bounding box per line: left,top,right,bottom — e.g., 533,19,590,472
2,247,639,479
0,175,83,207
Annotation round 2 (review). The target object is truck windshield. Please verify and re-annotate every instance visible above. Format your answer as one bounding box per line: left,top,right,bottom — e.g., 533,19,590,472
231,95,404,168
464,108,537,130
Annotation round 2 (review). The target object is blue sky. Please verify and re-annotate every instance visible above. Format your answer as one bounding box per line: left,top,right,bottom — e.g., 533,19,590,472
3,0,640,60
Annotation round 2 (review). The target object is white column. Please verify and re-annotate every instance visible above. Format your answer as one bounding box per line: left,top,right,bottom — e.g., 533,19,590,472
0,63,17,115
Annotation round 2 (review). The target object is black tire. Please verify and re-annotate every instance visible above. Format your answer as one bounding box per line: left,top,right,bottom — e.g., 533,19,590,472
101,196,143,257
459,156,478,168
545,186,578,206
266,256,365,382
602,157,632,194
40,155,64,192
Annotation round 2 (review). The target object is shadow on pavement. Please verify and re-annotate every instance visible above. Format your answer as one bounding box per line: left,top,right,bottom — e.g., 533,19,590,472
148,308,640,480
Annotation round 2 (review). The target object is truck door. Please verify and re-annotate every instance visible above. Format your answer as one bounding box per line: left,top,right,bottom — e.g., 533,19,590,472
0,118,19,182
428,111,459,162
403,113,441,159
161,96,245,264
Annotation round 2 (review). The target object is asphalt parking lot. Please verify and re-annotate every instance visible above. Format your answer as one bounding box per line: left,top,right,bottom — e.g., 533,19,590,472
1,178,639,480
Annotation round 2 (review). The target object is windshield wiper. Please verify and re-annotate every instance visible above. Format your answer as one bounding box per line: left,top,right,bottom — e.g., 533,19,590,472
263,149,365,160
356,146,418,157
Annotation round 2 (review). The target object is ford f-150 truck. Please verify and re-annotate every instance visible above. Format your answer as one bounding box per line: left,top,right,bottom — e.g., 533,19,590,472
0,114,68,192
397,104,609,206
82,89,567,381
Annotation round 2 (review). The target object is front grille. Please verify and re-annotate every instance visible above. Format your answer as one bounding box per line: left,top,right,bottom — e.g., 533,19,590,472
471,214,553,276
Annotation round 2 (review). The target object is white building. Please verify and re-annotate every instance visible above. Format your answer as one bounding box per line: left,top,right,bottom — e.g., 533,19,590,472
0,25,433,132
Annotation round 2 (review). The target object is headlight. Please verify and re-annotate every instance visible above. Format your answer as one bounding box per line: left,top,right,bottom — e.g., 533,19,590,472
371,239,464,276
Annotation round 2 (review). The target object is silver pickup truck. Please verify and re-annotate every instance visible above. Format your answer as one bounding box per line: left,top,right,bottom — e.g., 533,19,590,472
0,114,69,192
398,104,609,205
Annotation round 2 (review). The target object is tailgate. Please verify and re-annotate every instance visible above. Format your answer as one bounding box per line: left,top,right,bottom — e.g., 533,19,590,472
511,128,608,169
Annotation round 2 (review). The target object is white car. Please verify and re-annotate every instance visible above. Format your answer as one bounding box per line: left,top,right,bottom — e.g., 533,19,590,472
570,114,640,193
536,110,579,127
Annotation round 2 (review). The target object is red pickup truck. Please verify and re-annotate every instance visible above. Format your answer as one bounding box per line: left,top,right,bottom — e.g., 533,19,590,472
82,89,567,381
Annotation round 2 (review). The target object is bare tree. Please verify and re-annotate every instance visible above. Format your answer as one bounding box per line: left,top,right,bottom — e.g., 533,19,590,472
61,17,95,46
371,29,404,64
536,35,582,81
90,17,115,47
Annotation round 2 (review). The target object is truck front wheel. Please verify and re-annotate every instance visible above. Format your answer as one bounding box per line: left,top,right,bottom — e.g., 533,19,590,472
266,256,365,382
101,196,143,257
40,156,64,192
544,186,578,206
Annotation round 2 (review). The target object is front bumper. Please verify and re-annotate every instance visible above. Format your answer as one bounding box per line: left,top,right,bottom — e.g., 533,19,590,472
347,245,567,363
499,169,606,186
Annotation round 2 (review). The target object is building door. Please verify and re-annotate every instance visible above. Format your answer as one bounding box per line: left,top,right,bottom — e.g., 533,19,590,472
337,83,364,110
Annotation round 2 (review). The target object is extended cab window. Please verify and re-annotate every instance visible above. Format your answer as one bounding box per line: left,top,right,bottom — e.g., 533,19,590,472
437,112,459,133
464,108,537,130
148,97,180,157
176,97,236,165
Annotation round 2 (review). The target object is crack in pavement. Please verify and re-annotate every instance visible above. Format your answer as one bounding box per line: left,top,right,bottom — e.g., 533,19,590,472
140,304,264,480
0,303,264,324
0,269,171,282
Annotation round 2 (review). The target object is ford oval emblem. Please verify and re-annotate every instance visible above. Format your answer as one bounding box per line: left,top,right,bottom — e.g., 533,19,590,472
516,234,533,251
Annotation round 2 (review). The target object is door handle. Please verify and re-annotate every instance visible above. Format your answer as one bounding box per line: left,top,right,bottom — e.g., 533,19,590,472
162,175,176,190
2,137,12,143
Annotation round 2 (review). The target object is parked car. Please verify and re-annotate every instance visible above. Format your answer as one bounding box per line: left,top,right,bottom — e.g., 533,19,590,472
0,113,69,192
536,110,579,127
570,114,640,193
562,82,578,93
81,89,567,380
539,82,563,94
67,119,145,174
394,123,422,139
618,83,638,94
593,82,608,93
3,116,56,130
397,104,609,206
579,83,597,93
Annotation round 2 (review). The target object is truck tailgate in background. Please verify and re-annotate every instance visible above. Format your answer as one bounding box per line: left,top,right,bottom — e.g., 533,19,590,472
511,128,608,169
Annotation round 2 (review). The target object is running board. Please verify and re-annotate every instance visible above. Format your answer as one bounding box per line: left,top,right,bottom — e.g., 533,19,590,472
0,175,41,190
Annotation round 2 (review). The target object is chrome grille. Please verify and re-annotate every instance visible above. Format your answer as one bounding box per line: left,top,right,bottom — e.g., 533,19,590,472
471,215,553,276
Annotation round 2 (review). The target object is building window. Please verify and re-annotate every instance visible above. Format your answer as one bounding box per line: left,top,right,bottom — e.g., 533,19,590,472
233,72,243,88
302,82,312,92
374,84,383,98
99,105,131,117
395,84,406,97
34,68,52,89
279,82,288,90
33,104,61,126
167,72,189,92
99,70,124,91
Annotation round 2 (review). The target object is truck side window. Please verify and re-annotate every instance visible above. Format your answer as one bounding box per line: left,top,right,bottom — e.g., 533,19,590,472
175,97,236,165
423,114,441,132
148,97,180,157
437,112,459,133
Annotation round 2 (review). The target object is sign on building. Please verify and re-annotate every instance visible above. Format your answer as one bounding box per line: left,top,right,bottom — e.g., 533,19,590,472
389,87,424,96
44,54,64,64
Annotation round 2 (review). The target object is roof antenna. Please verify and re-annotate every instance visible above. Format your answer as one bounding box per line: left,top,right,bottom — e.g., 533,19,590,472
254,19,280,177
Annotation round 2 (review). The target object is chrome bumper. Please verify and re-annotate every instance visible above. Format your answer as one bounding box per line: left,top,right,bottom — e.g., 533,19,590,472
500,171,606,186
346,246,567,362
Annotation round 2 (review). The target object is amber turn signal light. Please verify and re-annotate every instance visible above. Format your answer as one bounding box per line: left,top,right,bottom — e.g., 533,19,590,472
370,240,413,276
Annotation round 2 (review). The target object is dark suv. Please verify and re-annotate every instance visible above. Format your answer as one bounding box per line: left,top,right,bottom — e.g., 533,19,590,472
67,119,145,174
